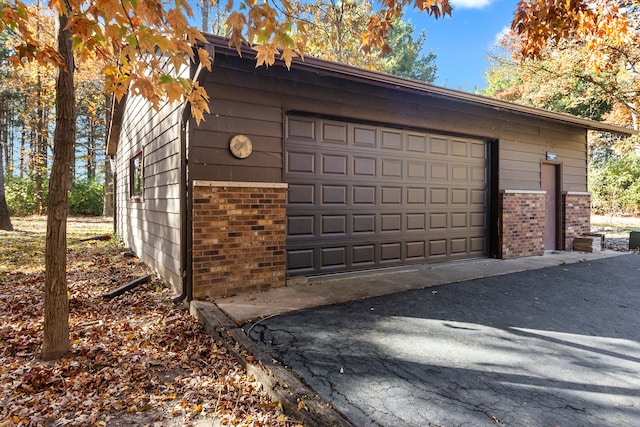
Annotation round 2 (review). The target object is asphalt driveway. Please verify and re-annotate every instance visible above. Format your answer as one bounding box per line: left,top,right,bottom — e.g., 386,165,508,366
246,254,640,427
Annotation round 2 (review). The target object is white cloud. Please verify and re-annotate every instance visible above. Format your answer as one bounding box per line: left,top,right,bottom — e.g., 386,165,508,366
451,0,493,9
492,26,510,46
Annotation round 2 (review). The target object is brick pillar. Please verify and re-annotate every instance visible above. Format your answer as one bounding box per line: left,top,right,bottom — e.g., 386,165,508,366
499,190,545,259
191,181,288,299
562,192,591,250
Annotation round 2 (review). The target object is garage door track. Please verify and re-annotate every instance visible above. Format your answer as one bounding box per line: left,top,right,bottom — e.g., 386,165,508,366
246,254,640,426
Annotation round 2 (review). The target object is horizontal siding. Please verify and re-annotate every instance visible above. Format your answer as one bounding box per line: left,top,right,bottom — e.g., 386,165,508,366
195,53,588,192
190,95,283,182
114,91,184,292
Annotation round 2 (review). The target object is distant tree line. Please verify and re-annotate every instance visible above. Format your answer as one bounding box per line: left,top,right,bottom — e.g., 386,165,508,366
0,10,113,218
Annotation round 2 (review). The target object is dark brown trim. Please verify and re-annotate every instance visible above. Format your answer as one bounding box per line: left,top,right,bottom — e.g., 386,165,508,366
489,139,500,258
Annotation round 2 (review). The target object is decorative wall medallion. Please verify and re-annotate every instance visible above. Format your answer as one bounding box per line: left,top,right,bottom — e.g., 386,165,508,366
229,134,253,159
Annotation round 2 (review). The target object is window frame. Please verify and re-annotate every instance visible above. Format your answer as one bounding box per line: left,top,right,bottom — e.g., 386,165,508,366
129,150,144,202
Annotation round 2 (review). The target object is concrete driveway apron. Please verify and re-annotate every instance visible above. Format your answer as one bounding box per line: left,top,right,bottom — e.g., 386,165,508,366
246,254,640,427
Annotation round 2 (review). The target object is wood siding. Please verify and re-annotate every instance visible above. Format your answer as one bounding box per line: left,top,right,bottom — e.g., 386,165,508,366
192,53,588,193
114,94,183,292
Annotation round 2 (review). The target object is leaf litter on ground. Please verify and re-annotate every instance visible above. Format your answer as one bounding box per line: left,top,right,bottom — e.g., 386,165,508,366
0,217,302,427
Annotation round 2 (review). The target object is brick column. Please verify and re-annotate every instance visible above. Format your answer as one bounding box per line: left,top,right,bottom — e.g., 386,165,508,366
499,190,546,259
192,181,288,299
562,192,591,250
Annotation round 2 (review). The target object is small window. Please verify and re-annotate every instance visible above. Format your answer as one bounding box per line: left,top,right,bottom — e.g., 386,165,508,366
130,151,143,201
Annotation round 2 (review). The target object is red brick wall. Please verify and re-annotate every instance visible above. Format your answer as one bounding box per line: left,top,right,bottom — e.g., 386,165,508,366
562,192,591,250
499,191,545,259
192,183,287,299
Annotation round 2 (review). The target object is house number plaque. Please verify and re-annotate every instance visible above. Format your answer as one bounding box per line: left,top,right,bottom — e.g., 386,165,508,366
229,134,253,159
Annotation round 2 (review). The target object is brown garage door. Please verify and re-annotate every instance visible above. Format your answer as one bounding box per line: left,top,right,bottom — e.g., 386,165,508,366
285,115,488,275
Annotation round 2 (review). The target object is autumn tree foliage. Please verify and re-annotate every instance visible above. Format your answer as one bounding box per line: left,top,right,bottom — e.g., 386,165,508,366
494,1,639,141
487,1,640,214
292,0,437,82
512,0,636,70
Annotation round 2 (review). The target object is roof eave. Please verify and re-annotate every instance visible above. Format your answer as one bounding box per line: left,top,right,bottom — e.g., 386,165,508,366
206,35,636,137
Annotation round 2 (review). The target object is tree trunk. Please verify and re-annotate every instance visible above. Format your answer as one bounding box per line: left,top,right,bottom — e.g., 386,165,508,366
35,81,45,215
19,124,25,178
41,5,75,361
201,0,209,32
0,102,13,231
87,118,95,181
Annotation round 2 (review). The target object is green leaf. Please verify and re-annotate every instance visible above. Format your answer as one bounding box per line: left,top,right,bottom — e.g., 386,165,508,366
159,74,175,84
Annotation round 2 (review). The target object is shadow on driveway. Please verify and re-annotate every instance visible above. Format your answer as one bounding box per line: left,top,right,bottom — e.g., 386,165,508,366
247,254,640,427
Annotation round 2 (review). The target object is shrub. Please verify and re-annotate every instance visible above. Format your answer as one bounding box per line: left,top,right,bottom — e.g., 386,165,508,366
589,152,640,216
5,176,48,216
69,179,104,216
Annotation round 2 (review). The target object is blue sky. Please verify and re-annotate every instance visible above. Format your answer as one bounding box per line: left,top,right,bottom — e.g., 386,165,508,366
405,0,518,91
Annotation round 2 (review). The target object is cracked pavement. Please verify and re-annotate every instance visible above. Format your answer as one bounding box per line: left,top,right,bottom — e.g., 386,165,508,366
246,254,640,426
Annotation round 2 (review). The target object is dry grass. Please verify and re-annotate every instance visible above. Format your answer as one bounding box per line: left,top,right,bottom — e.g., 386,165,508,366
591,215,640,238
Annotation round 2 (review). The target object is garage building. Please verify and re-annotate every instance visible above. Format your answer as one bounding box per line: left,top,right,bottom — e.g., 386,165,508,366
107,35,634,300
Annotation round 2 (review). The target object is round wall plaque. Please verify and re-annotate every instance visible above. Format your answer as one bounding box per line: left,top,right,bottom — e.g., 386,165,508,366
229,134,253,159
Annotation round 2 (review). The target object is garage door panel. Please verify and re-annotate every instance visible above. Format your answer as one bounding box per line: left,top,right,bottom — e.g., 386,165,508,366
321,215,347,234
430,213,447,230
321,247,347,268
353,215,376,233
288,216,314,236
407,213,426,231
429,240,448,257
451,238,468,254
381,243,402,261
430,136,448,155
353,245,376,265
451,189,468,205
353,157,376,176
471,212,486,228
406,241,426,259
381,158,403,178
289,184,315,204
451,139,469,157
451,164,469,181
353,186,376,204
430,188,448,204
288,118,316,140
407,162,427,180
381,129,403,150
288,249,315,273
407,188,426,205
471,237,486,253
321,122,347,144
471,142,486,158
431,163,448,180
450,213,468,228
471,165,487,183
321,154,348,175
286,115,488,275
287,151,316,174
321,185,347,204
407,134,427,152
353,125,377,147
381,214,402,232
471,189,486,205
381,187,402,205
